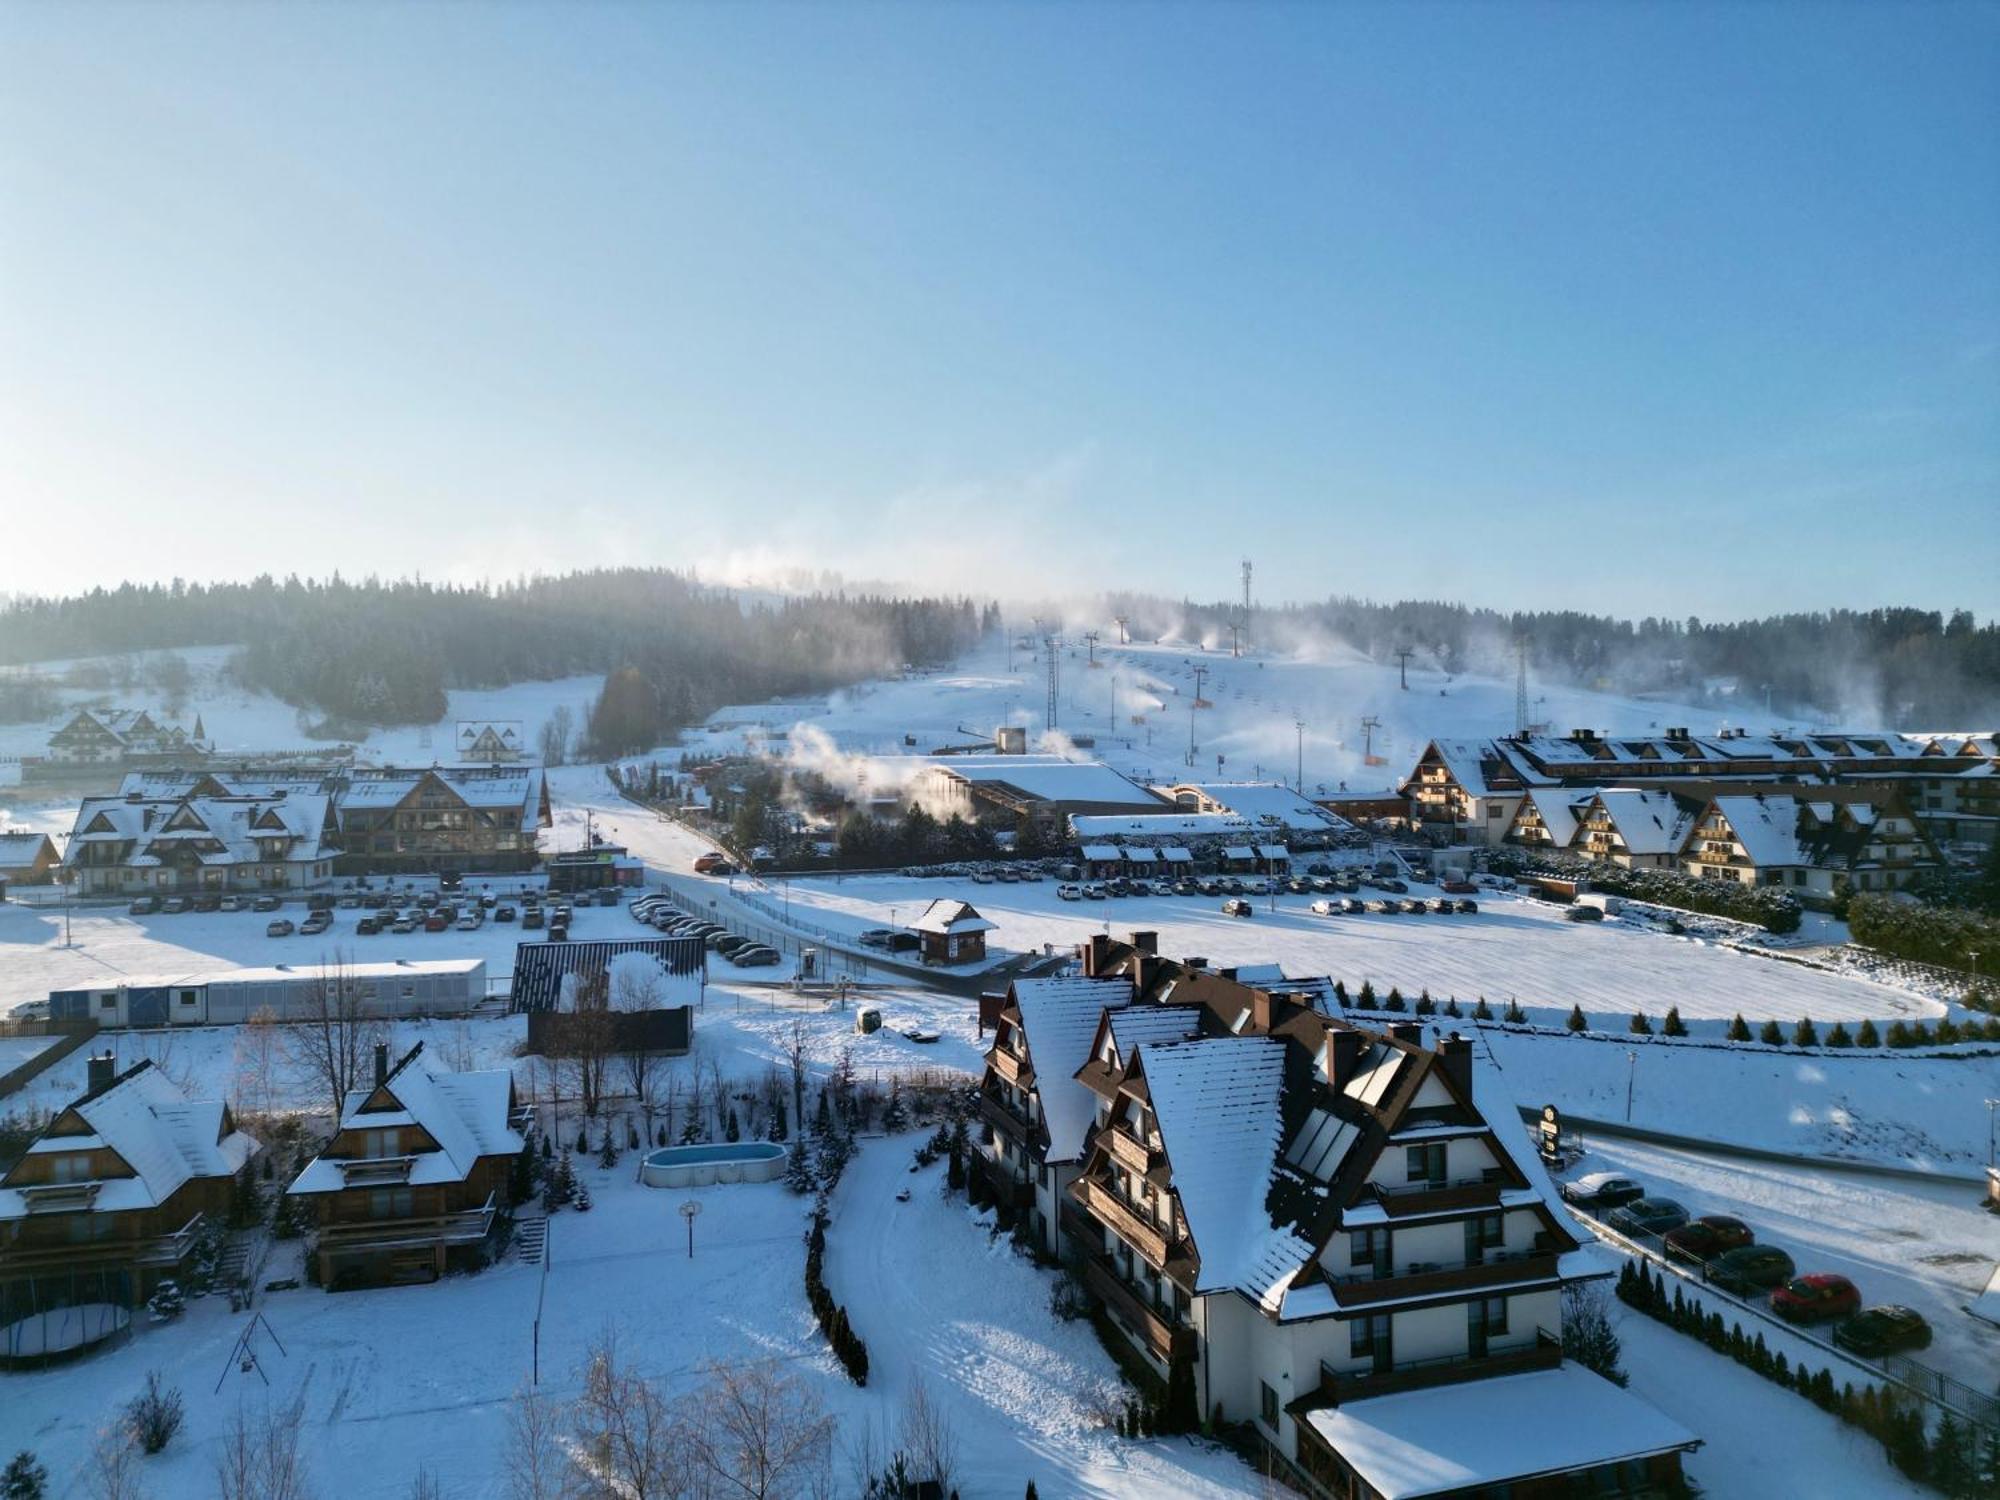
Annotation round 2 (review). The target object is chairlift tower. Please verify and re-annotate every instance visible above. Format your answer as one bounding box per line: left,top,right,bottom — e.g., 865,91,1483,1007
1395,648,1414,690
1191,665,1212,709
1360,714,1383,767
1084,630,1102,668
1240,558,1253,651
1114,615,1129,645
1043,635,1061,734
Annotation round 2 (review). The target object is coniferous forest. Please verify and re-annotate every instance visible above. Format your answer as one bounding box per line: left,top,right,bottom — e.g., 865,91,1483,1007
0,571,996,736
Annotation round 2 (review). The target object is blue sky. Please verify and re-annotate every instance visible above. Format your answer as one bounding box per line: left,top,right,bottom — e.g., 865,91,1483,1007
2,2,1995,617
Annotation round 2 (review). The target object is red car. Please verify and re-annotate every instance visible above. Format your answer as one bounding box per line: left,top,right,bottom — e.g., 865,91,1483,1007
1771,1273,1860,1324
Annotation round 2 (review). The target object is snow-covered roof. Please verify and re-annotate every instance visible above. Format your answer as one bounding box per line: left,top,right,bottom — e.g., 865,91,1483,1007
1514,790,1588,847
1070,811,1250,841
1137,1035,1308,1299
1160,846,1194,863
1586,789,1694,856
1079,843,1123,861
915,755,1165,810
1301,1364,1697,1500
290,1043,521,1196
1104,1006,1202,1066
1121,846,1160,864
63,791,332,870
1221,845,1256,860
910,898,996,936
1704,795,1806,868
1161,783,1356,833
0,1062,255,1222
49,958,484,996
1255,843,1289,861
1007,978,1133,1163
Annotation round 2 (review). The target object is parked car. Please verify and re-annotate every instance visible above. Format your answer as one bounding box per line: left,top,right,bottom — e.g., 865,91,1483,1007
1706,1245,1797,1295
1309,898,1343,916
1440,879,1479,895
356,915,383,935
714,934,752,955
1565,904,1606,923
1771,1274,1861,1324
162,896,190,914
129,896,161,915
1454,898,1479,914
1173,879,1199,896
1081,883,1106,900
495,905,517,922
1559,1173,1646,1210
217,895,245,912
732,945,781,967
693,852,728,873
1427,898,1454,913
1605,1198,1690,1237
301,913,332,936
1663,1215,1754,1264
1832,1305,1933,1357
523,908,545,930
266,919,295,937
192,893,221,912
391,915,419,935
1221,897,1254,917
424,912,449,933
456,914,482,932
1365,899,1395,914
547,923,570,942
859,928,897,946
253,894,282,912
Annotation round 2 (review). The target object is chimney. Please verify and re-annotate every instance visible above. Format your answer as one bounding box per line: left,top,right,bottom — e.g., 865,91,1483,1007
373,1042,389,1089
1438,1033,1474,1100
1251,989,1304,1035
86,1052,116,1097
1389,1021,1425,1047
1182,956,1207,972
1083,933,1114,977
1327,1028,1364,1089
1128,930,1158,955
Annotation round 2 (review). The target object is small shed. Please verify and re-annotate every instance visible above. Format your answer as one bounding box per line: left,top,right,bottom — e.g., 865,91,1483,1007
1078,842,1123,879
909,898,997,966
1220,844,1258,873
1256,843,1292,874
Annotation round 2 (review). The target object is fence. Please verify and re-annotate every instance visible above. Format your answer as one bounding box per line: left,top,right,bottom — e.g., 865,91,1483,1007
0,1020,99,1103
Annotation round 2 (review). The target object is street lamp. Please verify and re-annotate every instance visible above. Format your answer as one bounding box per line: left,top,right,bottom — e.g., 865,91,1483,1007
679,1198,703,1258
1625,1049,1638,1123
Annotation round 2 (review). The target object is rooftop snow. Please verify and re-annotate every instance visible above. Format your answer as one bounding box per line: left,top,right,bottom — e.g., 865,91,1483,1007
1008,977,1132,1163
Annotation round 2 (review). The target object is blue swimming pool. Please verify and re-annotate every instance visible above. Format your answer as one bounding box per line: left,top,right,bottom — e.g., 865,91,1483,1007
641,1140,788,1187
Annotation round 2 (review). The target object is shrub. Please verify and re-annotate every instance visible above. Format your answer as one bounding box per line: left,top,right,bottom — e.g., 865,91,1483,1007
1384,988,1406,1013
1628,1012,1652,1035
1503,999,1526,1024
1357,981,1376,1009
1726,1015,1751,1042
1856,1018,1881,1047
1824,1022,1852,1048
1758,1019,1785,1046
1661,1006,1687,1037
1934,1017,1962,1045
2,1450,49,1500
1442,997,1462,1018
1565,1005,1587,1033
1489,849,1802,932
1885,1021,1913,1049
1793,1017,1818,1048
1473,996,1493,1021
1847,893,2000,978
1414,992,1436,1017
125,1371,184,1455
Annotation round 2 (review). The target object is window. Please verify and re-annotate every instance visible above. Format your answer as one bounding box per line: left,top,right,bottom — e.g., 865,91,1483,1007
361,1128,399,1159
1259,1381,1279,1431
1350,1313,1390,1359
1465,1213,1503,1258
1469,1295,1509,1348
1349,1227,1389,1278
368,1188,414,1219
50,1153,91,1184
179,990,199,1007
1405,1143,1446,1186
99,995,117,1011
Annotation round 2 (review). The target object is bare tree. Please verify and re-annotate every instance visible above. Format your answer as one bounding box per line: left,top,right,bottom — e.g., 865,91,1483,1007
556,965,616,1119
686,1361,833,1500
571,1330,688,1500
407,1469,444,1500
785,1020,809,1134
233,1006,282,1115
538,705,574,769
898,1376,956,1496
285,952,386,1119
84,1427,145,1500
214,1393,313,1500
504,1386,577,1500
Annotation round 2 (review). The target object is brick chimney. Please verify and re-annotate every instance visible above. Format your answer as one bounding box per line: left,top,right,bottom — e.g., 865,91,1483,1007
373,1042,390,1089
1082,933,1114,977
1438,1033,1474,1100
1128,930,1158,955
1327,1028,1364,1089
86,1052,116,1097
1389,1021,1425,1047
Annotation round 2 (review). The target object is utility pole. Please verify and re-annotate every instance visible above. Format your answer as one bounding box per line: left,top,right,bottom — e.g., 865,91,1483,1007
1187,696,1198,767
1240,558,1253,652
1514,637,1530,736
1044,634,1061,734
1192,665,1210,708
1228,623,1243,659
1395,648,1413,691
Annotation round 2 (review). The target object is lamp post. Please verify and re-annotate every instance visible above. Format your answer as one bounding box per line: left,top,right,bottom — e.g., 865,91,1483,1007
1986,1098,1998,1171
679,1199,702,1258
1625,1050,1638,1123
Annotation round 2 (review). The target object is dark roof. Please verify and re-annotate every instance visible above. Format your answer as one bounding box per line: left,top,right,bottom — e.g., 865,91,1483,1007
508,937,705,1012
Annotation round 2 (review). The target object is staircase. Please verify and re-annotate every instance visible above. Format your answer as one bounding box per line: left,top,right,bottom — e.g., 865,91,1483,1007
472,992,513,1018
515,1215,548,1266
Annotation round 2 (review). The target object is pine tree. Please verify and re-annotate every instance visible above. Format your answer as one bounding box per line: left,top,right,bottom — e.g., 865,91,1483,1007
1856,1018,1881,1047
1442,997,1462,1019
598,1128,618,1169
1793,1017,1818,1048
882,1080,908,1132
1332,980,1350,1008
1885,1020,1912,1049
1662,1006,1687,1037
1726,1014,1752,1042
725,1107,741,1143
1473,996,1493,1021
1757,1018,1784,1045
1825,1021,1853,1048
1414,990,1436,1016
1025,1485,1039,1500
1504,999,1526,1024
2,1451,49,1500
1565,1005,1587,1033
1628,1012,1652,1035
1357,980,1376,1009
1384,987,1406,1012
784,1140,817,1195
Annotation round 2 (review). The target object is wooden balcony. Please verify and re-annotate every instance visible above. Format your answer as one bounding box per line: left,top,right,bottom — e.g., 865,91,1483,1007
1331,1250,1558,1307
1302,1328,1562,1410
1370,1179,1504,1218
314,1196,497,1254
987,1046,1033,1091
1084,1253,1193,1362
979,1091,1031,1145
1102,1126,1155,1177
0,1211,207,1275
1074,1176,1170,1268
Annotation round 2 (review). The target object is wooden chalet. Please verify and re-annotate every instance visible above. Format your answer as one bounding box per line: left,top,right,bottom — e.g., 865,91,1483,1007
0,831,60,886
0,1056,256,1308
909,898,997,965
331,765,551,875
286,1042,524,1289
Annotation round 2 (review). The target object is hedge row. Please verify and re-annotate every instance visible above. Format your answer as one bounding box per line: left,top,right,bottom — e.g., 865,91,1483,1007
1491,850,1802,933
804,1209,868,1385
1616,1262,1995,1494
1847,895,2000,983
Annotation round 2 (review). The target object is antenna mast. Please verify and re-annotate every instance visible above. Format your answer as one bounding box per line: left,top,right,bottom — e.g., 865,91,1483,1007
1514,636,1530,736
1044,633,1061,734
1240,558,1253,652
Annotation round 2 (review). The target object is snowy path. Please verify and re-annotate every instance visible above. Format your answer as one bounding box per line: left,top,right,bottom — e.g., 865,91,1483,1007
823,1137,1259,1498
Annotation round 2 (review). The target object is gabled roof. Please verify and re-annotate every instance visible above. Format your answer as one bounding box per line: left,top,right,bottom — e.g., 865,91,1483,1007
1004,977,1133,1163
289,1042,521,1195
1510,789,1588,848
911,899,996,936
63,791,332,870
1582,788,1695,855
0,1061,255,1221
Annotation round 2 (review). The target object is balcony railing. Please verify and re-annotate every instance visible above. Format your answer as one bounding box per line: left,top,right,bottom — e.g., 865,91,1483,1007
1102,1127,1155,1177
314,1195,498,1252
1306,1327,1562,1409
1329,1249,1558,1306
987,1047,1033,1090
1083,1253,1193,1362
1370,1178,1505,1216
978,1091,1031,1145
1074,1177,1171,1268
0,1211,207,1274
